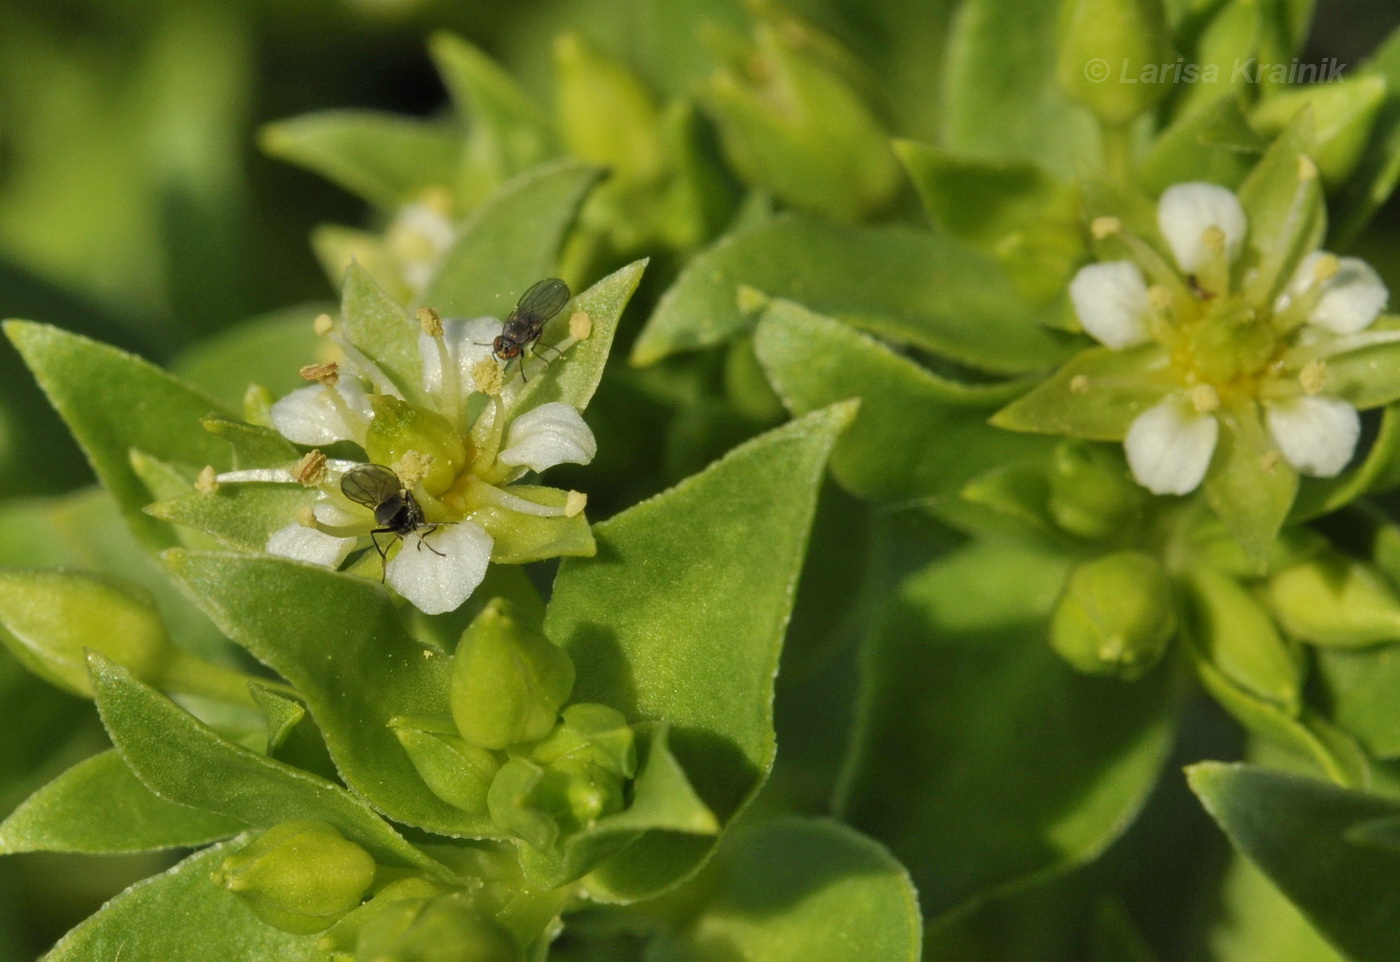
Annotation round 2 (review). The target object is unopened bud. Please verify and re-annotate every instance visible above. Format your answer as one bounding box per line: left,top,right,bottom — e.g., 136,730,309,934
353,893,523,962
1050,551,1175,680
1264,552,1400,648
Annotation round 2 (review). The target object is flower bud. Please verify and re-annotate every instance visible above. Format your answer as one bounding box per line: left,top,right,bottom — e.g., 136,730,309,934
1263,552,1400,648
1050,551,1175,680
486,758,559,853
451,599,575,750
554,33,664,183
1046,441,1145,540
702,22,898,221
1056,0,1173,125
0,570,178,698
487,755,624,852
528,703,637,779
211,820,376,934
353,893,523,962
1182,566,1302,711
364,395,466,496
391,718,501,815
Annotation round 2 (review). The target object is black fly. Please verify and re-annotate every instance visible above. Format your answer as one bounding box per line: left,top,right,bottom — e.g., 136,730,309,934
491,278,571,381
340,464,452,578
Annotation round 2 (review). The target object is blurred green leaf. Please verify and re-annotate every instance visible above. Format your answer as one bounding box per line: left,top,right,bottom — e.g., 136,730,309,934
1189,761,1400,962
654,818,921,962
0,750,240,855
547,403,854,902
755,301,1053,502
425,159,602,319
260,111,459,210
5,322,231,549
171,305,331,413
1237,114,1326,305
89,651,448,876
163,550,498,839
633,215,1076,374
990,345,1176,440
840,540,1175,921
1202,406,1299,571
1207,856,1347,962
1335,27,1400,241
41,839,322,962
1136,94,1263,195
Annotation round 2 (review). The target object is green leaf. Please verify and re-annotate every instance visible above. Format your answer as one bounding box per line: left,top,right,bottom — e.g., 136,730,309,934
990,345,1177,441
428,32,556,208
0,750,240,854
5,321,232,548
895,140,1065,245
509,259,646,418
1136,94,1264,195
755,301,1053,502
1202,405,1300,571
199,415,300,469
941,0,1098,179
425,159,602,319
340,263,425,404
170,303,332,410
1208,856,1348,962
88,651,449,876
840,540,1175,921
148,484,311,552
632,215,1076,374
163,550,498,838
42,839,323,961
1335,28,1400,241
545,403,854,901
656,818,922,962
260,110,459,209
1321,318,1400,411
250,682,307,755
1237,114,1327,305
523,723,718,890
1189,761,1400,962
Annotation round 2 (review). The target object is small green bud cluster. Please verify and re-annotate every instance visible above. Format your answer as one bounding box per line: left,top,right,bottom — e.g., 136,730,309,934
395,599,637,854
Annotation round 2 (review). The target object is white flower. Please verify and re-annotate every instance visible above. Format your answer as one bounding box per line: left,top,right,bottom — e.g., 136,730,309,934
385,522,494,615
1124,398,1219,496
1157,182,1246,274
271,379,374,446
1069,261,1152,349
498,402,598,473
1067,181,1391,495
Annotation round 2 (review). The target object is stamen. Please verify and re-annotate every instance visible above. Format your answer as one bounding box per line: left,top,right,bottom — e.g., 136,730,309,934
291,450,328,486
564,490,588,518
1090,217,1121,240
1197,227,1231,298
1313,253,1341,285
473,482,572,518
1069,375,1091,395
1189,384,1220,415
1246,153,1321,305
196,466,219,494
326,333,402,397
299,501,364,538
1299,360,1328,395
313,313,334,337
417,306,444,337
299,363,367,437
569,311,592,341
418,305,460,427
300,362,340,386
471,357,504,398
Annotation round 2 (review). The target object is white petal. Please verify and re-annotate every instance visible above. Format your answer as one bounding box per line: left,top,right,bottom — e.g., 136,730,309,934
1265,395,1360,477
1297,252,1390,335
269,380,372,446
1157,182,1247,274
497,402,597,473
385,521,493,615
1124,398,1219,495
266,522,355,567
1069,261,1152,349
419,316,501,395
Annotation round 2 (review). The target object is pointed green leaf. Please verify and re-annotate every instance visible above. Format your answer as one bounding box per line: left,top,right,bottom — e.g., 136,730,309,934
1335,29,1400,241
546,403,855,901
1203,406,1300,571
5,321,232,548
1321,318,1400,411
0,750,241,855
840,540,1175,921
42,839,323,961
88,651,448,875
1189,761,1400,962
990,345,1177,441
509,259,646,418
199,415,299,469
341,263,424,403
260,111,459,209
148,484,311,552
1208,857,1347,962
659,818,922,962
1237,115,1327,305
755,301,1053,502
250,682,307,755
424,159,602,319
428,32,556,208
1136,94,1264,195
163,550,500,838
632,215,1076,374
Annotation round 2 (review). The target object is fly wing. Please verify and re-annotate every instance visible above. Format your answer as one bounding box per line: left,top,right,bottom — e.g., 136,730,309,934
514,278,570,325
340,464,401,508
